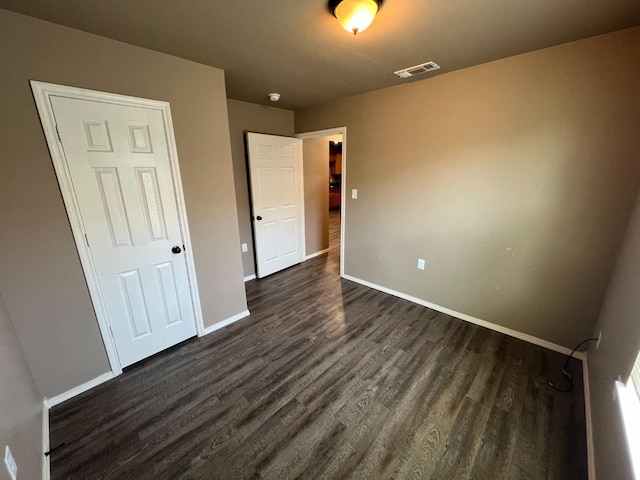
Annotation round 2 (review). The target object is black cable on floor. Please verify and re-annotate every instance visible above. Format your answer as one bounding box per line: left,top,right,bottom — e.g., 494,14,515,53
44,442,66,456
548,337,599,393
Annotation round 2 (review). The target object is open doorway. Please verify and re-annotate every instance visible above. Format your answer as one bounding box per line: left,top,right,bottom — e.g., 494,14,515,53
297,127,346,277
328,138,342,262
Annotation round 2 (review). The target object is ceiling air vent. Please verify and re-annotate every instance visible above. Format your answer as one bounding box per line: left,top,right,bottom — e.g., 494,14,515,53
394,61,440,79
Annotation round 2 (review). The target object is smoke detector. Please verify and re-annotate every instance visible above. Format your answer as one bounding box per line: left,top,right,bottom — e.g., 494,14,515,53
394,61,440,79
268,93,281,102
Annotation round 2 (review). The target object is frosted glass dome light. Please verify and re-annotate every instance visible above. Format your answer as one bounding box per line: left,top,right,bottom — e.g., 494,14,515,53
331,0,382,35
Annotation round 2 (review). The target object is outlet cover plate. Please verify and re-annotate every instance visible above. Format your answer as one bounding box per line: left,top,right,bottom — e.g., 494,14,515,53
417,258,426,270
4,446,17,480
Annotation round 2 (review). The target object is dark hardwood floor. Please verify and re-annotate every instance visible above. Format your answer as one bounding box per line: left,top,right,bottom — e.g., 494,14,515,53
49,209,587,479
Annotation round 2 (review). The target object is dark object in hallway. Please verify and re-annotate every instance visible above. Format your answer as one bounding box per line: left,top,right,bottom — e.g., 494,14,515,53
49,211,587,479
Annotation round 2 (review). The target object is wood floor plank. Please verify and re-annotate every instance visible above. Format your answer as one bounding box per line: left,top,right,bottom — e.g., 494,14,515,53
314,401,391,480
466,333,509,406
192,398,308,480
429,397,491,480
386,347,481,479
49,210,588,479
469,406,518,480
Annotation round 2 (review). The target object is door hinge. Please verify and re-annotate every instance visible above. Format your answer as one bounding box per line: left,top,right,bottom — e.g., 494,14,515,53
84,234,90,248
109,325,115,339
55,124,61,142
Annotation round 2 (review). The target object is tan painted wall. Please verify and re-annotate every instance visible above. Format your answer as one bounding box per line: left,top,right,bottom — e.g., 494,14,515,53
0,10,247,398
302,135,342,256
296,27,640,348
588,187,640,479
0,289,42,480
226,99,295,278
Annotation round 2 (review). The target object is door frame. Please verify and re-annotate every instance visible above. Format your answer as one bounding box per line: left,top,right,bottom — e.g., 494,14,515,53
31,81,205,376
295,127,347,278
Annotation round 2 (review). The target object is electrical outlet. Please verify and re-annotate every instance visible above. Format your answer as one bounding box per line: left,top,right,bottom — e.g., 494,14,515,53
596,331,602,350
351,189,358,199
241,243,248,253
4,446,17,480
417,258,425,270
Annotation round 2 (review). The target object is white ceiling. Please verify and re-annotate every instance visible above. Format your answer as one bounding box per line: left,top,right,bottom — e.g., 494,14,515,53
2,0,639,110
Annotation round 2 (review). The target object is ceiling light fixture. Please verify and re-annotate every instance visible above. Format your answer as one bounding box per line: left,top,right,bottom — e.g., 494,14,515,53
329,0,383,35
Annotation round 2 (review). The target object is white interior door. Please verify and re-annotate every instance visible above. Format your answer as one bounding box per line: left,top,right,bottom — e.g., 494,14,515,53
247,133,304,278
51,95,197,368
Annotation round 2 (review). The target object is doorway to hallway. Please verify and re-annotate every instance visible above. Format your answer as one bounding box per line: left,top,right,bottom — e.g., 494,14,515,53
298,129,345,276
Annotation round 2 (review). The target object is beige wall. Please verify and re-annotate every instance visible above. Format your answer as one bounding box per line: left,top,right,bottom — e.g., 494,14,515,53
303,137,330,256
296,27,640,348
0,289,42,480
0,10,247,398
227,99,295,278
588,187,640,480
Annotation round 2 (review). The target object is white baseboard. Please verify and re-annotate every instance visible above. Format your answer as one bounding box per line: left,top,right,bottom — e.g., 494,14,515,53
44,371,114,409
42,399,50,480
305,248,329,261
202,310,250,336
341,273,580,358
244,274,256,282
583,354,596,480
41,371,113,478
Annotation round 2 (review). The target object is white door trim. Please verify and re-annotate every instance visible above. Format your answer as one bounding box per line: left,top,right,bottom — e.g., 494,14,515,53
30,81,205,376
296,127,347,277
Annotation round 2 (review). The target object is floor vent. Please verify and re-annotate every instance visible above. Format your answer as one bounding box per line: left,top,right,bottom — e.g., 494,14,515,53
394,61,440,79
